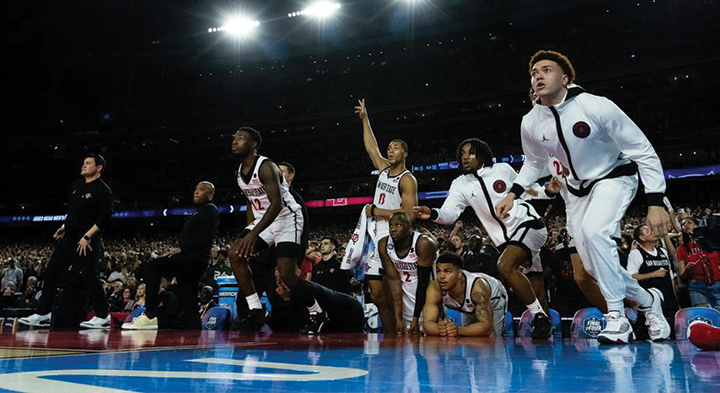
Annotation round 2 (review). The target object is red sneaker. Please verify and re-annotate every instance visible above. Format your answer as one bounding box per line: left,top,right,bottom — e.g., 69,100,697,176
687,321,720,351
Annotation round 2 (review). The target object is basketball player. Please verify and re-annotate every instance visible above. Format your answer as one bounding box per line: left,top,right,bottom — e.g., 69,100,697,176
496,50,673,343
529,88,608,313
414,138,556,339
378,212,438,335
19,154,113,329
355,99,419,332
229,127,326,334
423,252,507,337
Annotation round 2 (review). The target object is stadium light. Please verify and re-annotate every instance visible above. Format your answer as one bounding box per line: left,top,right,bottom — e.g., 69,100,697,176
288,2,341,19
222,17,260,38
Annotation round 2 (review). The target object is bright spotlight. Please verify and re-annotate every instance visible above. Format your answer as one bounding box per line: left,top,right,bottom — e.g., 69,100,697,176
303,2,341,18
223,17,260,38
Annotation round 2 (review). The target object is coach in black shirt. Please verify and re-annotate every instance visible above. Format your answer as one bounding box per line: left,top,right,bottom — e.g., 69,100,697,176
312,237,352,294
123,181,219,330
19,153,114,329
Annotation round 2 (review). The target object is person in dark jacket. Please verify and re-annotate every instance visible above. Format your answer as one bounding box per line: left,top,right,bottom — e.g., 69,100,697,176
123,181,219,330
19,154,113,329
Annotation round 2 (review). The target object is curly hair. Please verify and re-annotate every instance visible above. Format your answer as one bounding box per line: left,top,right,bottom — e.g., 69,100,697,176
528,50,576,84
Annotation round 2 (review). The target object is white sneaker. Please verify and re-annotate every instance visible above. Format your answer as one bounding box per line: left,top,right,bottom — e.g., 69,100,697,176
121,314,158,330
79,315,111,329
18,313,51,327
640,288,671,341
598,314,634,345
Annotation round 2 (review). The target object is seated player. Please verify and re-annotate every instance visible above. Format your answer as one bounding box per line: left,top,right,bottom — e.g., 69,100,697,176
423,252,508,337
378,212,438,335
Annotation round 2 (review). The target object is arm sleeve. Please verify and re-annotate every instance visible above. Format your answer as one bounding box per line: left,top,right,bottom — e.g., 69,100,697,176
625,250,643,275
599,97,666,206
413,265,433,318
512,119,551,196
432,181,469,225
96,187,114,230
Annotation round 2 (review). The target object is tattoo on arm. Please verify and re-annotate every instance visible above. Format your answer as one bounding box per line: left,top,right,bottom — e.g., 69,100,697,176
471,280,492,326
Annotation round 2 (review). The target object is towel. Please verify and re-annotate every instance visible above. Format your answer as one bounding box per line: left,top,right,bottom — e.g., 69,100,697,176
341,207,372,280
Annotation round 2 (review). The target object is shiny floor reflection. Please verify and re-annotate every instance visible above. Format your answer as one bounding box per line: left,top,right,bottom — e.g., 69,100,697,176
0,330,718,392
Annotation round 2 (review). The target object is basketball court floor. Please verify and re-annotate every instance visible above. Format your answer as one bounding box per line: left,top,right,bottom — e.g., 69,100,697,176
1,330,718,392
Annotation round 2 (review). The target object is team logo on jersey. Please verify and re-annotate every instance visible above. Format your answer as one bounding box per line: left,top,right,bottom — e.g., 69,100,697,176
542,133,550,143
493,180,506,193
351,234,359,243
81,193,92,199
583,317,604,337
572,121,591,138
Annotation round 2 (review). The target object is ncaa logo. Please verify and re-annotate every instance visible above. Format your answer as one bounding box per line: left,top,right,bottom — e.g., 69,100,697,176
689,316,713,326
583,317,604,337
388,243,394,250
206,316,218,329
493,180,506,193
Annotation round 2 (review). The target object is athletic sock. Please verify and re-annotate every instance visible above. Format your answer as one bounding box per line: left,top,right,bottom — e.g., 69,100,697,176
526,299,546,317
307,299,323,314
606,299,624,318
246,293,262,310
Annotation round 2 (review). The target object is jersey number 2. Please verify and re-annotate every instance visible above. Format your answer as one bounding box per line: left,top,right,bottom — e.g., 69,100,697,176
253,199,264,211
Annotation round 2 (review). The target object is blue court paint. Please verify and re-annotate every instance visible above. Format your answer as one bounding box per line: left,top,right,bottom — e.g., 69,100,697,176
1,335,718,392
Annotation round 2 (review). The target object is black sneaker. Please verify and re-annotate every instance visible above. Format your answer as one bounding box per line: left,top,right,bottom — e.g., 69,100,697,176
300,311,328,335
530,313,553,339
230,308,267,332
631,312,650,341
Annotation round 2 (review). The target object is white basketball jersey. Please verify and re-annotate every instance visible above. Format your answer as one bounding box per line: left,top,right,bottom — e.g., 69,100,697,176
236,155,301,220
387,232,426,321
371,167,410,238
442,270,504,315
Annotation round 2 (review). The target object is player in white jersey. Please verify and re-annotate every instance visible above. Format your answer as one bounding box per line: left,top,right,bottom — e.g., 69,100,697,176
496,50,673,344
229,127,327,334
355,99,418,333
378,212,438,335
415,138,557,339
423,252,508,337
529,88,609,313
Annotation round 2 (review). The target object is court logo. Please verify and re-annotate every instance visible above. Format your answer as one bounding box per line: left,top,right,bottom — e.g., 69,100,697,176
688,316,713,326
583,317,604,337
572,121,591,138
493,180,506,193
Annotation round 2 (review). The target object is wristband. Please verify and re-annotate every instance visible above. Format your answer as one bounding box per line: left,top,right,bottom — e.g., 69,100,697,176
370,204,377,217
83,235,91,241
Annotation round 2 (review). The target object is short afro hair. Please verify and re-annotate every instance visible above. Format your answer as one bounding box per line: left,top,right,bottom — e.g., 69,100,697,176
237,127,262,149
529,50,576,84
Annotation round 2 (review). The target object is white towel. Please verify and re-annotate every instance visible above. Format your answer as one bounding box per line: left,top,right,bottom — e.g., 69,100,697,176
341,207,371,277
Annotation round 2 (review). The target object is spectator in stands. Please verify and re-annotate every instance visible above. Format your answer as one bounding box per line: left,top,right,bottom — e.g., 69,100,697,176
677,217,720,310
132,283,146,311
1,258,23,294
122,287,136,311
108,280,125,311
300,241,321,281
626,225,680,317
312,237,351,294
